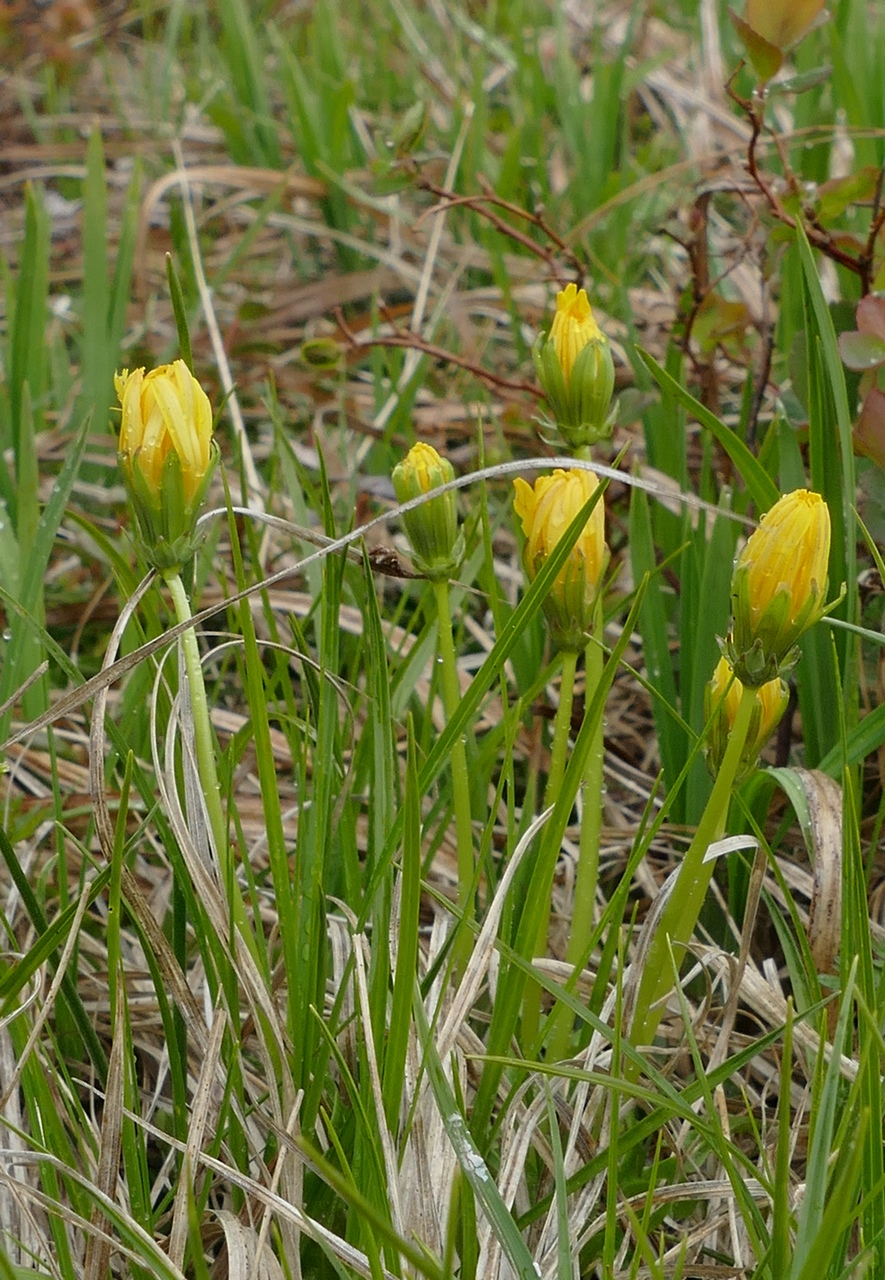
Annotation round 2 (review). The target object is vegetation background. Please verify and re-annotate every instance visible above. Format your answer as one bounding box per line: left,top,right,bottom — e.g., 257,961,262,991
1,0,884,1276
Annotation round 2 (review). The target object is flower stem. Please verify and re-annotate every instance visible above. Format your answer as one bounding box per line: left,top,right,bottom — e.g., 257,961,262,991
432,580,474,961
520,647,579,1048
628,682,757,1060
544,649,579,814
548,602,605,1062
164,572,230,885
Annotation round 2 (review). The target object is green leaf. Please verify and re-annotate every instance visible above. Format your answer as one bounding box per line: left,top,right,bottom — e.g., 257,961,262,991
166,254,194,373
629,485,685,814
8,183,49,470
636,346,780,512
793,960,858,1274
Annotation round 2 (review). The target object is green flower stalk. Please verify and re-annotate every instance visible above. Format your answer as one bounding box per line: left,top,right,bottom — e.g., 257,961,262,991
393,443,472,957
548,593,605,1063
512,469,609,1046
726,488,831,686
628,680,758,1058
116,361,217,574
115,363,246,937
533,284,616,451
164,570,228,866
629,493,833,1061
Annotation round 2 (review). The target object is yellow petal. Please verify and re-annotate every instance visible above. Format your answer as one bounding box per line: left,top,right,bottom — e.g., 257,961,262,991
742,488,830,625
512,478,537,537
549,284,604,383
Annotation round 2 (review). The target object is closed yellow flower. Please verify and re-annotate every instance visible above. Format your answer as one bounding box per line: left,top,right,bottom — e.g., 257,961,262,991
392,442,463,580
728,489,831,684
704,656,788,782
513,468,608,650
533,284,615,451
115,360,217,573
548,284,604,384
116,361,213,504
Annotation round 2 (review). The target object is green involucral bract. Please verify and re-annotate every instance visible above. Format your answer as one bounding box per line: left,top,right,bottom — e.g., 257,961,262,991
392,442,464,582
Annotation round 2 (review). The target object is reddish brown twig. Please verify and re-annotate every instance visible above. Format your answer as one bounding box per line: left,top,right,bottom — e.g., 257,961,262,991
858,164,885,295
416,175,586,280
726,66,867,279
334,308,543,400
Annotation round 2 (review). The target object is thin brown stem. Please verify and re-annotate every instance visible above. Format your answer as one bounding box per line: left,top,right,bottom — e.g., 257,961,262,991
726,67,866,278
335,309,543,399
859,164,885,295
416,175,586,278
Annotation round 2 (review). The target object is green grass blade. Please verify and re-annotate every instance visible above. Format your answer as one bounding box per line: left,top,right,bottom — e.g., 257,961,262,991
413,992,538,1280
628,485,684,814
794,220,856,622
80,129,112,428
542,1085,573,1280
793,959,857,1273
215,0,281,167
636,346,780,512
7,183,49,478
843,765,885,1269
0,410,91,737
165,253,194,373
771,1002,794,1278
0,822,109,1081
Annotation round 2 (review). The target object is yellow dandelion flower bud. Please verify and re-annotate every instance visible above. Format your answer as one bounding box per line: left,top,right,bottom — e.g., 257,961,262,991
115,360,217,573
392,442,464,581
726,489,831,685
704,656,788,782
532,283,616,451
513,468,609,651
549,284,603,382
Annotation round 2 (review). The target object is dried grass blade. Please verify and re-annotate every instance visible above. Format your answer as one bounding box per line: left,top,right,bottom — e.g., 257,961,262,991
168,1000,228,1270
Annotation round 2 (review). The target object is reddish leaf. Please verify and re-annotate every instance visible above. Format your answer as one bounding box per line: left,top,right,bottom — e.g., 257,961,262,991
857,294,885,342
854,388,885,469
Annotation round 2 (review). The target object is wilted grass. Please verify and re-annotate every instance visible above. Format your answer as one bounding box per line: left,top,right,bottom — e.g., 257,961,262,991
0,0,885,1277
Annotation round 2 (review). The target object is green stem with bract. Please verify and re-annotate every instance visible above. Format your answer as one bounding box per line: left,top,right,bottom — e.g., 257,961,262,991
628,682,757,1061
165,570,253,950
520,646,579,1048
549,599,605,1062
433,579,475,966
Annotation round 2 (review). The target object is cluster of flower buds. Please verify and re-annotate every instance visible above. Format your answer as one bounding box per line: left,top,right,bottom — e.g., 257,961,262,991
116,360,217,575
388,309,833,793
701,487,833,780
